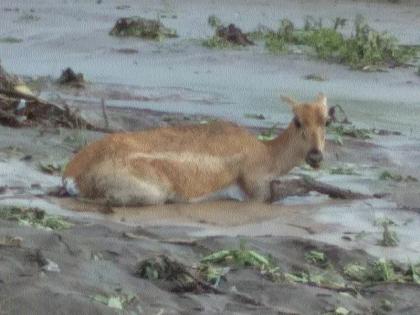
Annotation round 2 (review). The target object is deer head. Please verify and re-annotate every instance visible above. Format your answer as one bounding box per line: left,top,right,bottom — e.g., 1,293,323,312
281,93,330,169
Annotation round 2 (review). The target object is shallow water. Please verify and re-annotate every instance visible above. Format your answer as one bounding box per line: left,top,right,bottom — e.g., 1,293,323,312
1,0,420,135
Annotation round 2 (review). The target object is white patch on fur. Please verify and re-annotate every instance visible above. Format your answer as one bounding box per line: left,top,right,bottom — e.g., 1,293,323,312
190,184,247,203
128,152,241,172
63,177,80,196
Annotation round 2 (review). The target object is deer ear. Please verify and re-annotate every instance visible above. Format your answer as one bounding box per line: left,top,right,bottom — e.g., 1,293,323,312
316,93,327,107
281,95,298,110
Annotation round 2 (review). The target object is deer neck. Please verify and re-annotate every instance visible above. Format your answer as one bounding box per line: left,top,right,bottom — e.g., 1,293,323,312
264,124,306,175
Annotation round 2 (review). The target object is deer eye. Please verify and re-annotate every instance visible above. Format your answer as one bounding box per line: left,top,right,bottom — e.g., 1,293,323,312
293,117,302,128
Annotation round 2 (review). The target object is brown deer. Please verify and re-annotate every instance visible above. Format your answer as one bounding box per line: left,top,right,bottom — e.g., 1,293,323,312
63,94,329,206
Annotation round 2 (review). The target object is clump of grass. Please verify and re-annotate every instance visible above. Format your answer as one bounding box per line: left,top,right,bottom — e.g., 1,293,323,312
378,220,399,247
342,15,415,69
329,166,359,175
197,264,230,286
371,258,395,281
0,37,23,43
200,240,282,281
202,35,236,49
304,250,327,266
257,124,279,141
327,123,373,145
62,129,88,152
208,14,222,28
304,73,328,81
409,263,420,284
344,258,398,283
284,269,345,288
38,161,65,175
343,263,369,282
265,31,287,54
0,206,73,230
109,17,177,40
379,170,418,182
258,15,416,70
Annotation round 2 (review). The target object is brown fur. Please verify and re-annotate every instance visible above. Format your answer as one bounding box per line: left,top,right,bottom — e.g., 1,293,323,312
63,94,329,206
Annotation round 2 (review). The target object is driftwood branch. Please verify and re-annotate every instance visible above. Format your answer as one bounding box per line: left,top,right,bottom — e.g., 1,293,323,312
270,177,386,202
0,89,114,133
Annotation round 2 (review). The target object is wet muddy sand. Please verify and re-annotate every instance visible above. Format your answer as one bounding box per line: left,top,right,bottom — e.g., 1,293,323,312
1,0,420,314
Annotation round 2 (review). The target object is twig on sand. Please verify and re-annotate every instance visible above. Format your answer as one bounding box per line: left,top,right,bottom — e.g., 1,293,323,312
101,98,110,129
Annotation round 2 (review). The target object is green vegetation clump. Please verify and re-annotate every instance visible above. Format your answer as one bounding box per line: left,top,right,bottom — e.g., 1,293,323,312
254,15,416,69
329,166,359,175
379,170,418,182
257,124,279,141
91,293,135,310
202,35,236,49
327,123,373,145
208,14,222,28
304,250,327,266
109,17,177,40
378,220,399,247
0,206,73,230
343,258,414,283
200,240,282,282
0,37,23,43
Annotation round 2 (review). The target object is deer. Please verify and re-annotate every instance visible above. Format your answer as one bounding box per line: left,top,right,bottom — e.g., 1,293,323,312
62,93,330,206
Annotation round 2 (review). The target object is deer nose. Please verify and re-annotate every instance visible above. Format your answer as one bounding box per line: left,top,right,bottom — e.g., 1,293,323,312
305,148,323,168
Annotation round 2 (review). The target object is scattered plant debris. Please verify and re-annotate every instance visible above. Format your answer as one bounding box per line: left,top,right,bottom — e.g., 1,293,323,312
344,258,399,283
343,263,369,282
329,166,360,176
379,171,418,182
207,15,222,28
244,113,265,120
200,241,282,281
378,220,399,247
38,161,64,175
91,293,135,310
409,263,420,284
135,254,214,293
197,264,230,287
257,124,279,141
57,68,85,88
305,250,327,266
334,306,350,315
0,206,73,230
0,235,23,247
0,37,23,43
203,20,254,48
304,73,328,81
18,13,40,22
109,17,177,40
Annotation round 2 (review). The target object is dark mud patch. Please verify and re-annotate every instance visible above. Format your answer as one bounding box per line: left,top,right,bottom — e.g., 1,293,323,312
57,68,85,88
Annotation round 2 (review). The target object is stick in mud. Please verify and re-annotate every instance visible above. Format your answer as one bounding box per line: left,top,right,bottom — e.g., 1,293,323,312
270,177,385,202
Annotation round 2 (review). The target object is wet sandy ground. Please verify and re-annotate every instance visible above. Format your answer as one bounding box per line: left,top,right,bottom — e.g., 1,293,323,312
1,0,420,314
